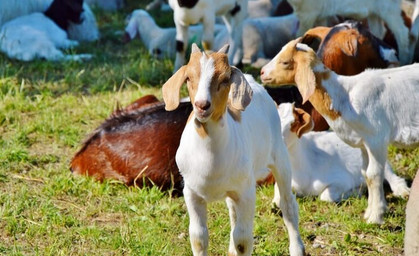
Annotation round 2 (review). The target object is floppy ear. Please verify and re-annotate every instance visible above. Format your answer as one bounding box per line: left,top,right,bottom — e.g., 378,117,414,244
294,50,316,104
302,27,331,51
162,66,187,111
229,67,253,111
340,33,358,56
292,107,314,138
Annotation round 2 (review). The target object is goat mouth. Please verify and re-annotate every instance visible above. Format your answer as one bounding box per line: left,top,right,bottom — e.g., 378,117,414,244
261,77,273,85
195,109,212,122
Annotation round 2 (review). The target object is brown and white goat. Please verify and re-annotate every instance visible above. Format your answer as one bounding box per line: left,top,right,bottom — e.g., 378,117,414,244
70,95,192,195
163,43,305,255
261,38,419,224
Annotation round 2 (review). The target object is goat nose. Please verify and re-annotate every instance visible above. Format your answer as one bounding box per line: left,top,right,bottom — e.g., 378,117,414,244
195,100,211,110
260,69,265,76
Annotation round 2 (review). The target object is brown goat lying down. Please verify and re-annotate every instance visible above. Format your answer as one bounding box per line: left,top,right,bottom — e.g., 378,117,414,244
265,20,399,131
70,95,192,195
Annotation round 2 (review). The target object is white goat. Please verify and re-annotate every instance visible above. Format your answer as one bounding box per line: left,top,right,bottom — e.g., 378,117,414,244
278,103,409,202
405,170,419,256
124,9,224,59
261,38,419,224
162,43,305,256
286,0,413,64
0,13,91,61
168,0,248,71
0,0,99,42
214,14,299,68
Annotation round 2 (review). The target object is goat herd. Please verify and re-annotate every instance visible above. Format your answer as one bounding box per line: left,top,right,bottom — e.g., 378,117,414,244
2,0,419,255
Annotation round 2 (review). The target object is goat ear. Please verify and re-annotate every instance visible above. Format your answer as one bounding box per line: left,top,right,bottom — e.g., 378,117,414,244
229,67,253,111
340,35,358,56
293,107,314,138
191,43,200,54
162,66,187,111
218,44,230,54
294,52,316,104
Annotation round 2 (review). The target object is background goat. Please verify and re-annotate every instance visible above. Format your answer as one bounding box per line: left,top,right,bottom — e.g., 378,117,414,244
0,0,99,42
168,0,248,71
261,38,419,224
0,0,92,61
162,43,304,255
278,103,409,202
286,0,413,64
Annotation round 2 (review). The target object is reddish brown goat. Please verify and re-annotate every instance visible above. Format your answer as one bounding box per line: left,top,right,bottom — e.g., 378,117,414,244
70,95,193,195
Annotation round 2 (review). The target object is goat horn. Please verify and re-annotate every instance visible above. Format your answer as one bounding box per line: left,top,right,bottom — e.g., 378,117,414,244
218,44,230,54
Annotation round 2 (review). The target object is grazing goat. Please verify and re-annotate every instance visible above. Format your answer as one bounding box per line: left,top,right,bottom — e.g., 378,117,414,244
278,103,409,202
260,38,419,224
70,95,192,195
0,0,92,61
162,43,304,255
286,0,412,64
168,0,248,71
124,9,224,59
405,170,419,256
0,0,99,42
214,14,299,68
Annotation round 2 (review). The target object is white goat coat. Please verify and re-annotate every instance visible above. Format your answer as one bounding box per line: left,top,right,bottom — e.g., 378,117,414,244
278,103,409,202
214,14,299,67
176,75,282,201
0,0,99,42
321,64,419,148
0,13,91,61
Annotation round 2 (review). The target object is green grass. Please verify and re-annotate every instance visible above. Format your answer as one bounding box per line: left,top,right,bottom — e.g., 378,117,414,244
1,2,418,255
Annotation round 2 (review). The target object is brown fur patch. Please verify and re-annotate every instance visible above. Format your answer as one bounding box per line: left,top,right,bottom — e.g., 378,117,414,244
308,73,341,120
227,105,242,122
226,191,239,202
194,118,208,138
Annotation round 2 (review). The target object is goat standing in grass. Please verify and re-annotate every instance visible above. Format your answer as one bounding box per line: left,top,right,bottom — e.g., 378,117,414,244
163,43,305,255
278,103,409,202
261,38,419,224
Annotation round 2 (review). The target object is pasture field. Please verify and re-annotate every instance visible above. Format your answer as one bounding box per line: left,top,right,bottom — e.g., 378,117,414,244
1,1,418,255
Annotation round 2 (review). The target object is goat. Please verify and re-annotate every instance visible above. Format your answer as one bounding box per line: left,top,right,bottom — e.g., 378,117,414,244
214,14,299,68
301,21,399,75
162,43,305,255
0,0,92,62
260,38,419,224
278,103,409,202
168,0,248,71
0,0,99,42
70,95,192,195
124,9,224,60
286,0,413,64
405,170,419,256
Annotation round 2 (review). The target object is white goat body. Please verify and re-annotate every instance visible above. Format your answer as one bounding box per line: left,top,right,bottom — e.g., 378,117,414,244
162,44,304,255
214,14,299,67
0,13,91,61
168,0,248,71
278,103,409,202
125,9,224,59
287,0,413,64
261,39,419,224
0,0,99,42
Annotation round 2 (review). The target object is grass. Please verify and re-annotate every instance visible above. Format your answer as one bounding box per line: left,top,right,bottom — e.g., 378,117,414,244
0,1,418,255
